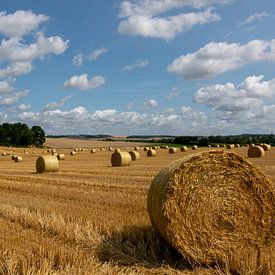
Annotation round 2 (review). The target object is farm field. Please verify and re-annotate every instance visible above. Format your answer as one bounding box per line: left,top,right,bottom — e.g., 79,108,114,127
0,141,274,274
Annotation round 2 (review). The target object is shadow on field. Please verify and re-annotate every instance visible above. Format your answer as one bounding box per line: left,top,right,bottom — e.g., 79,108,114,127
97,225,193,270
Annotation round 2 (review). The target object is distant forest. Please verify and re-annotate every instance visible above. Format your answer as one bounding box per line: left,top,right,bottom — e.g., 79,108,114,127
0,123,45,147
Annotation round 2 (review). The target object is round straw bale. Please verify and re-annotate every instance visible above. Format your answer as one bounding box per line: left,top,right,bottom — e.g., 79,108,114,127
144,147,149,151
70,151,76,155
57,153,65,160
90,149,96,154
147,150,275,268
152,146,158,150
260,144,271,151
109,147,113,151
100,147,105,151
234,144,240,148
51,149,56,154
208,145,212,148
114,148,121,153
11,155,18,160
129,151,140,161
180,146,188,152
192,145,198,150
134,146,139,150
14,156,22,162
169,147,177,154
249,143,255,148
247,146,265,158
2,152,7,156
36,155,59,173
111,151,131,166
226,144,234,149
147,149,156,157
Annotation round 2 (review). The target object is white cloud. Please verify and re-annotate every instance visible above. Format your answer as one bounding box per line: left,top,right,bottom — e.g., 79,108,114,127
0,90,29,106
144,99,158,107
237,11,271,28
166,87,180,98
44,95,73,111
168,39,275,79
124,59,149,70
118,7,220,40
0,10,49,37
64,74,105,90
72,53,84,66
0,79,15,94
88,47,107,61
0,62,33,78
17,103,31,111
194,75,275,113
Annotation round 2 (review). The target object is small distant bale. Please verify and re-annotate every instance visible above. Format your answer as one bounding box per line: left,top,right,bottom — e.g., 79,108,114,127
234,144,240,148
70,151,76,156
109,147,113,151
208,145,212,148
57,154,65,160
47,149,51,153
100,147,105,151
75,148,79,152
51,149,56,154
152,146,158,150
147,149,156,157
260,144,271,151
2,152,7,156
14,156,22,162
111,151,131,167
11,155,17,160
226,144,234,149
169,147,177,154
192,145,198,150
114,148,121,153
134,146,139,150
248,146,265,158
144,147,149,151
36,155,59,173
129,151,140,161
249,144,255,148
24,152,28,155
90,149,96,154
180,146,188,152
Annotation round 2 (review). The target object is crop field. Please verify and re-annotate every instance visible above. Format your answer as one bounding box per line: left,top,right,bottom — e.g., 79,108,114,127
0,141,274,274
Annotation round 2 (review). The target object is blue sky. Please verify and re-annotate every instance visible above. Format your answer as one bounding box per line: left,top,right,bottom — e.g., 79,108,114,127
1,0,275,136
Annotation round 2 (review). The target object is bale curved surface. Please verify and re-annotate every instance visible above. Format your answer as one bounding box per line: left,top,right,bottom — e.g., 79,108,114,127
261,144,271,151
36,155,59,173
226,144,234,149
192,145,198,150
111,152,131,166
14,156,22,162
147,150,275,267
180,146,188,152
70,151,76,155
129,151,140,161
147,149,156,157
169,147,177,154
90,149,96,154
57,153,65,160
248,146,265,158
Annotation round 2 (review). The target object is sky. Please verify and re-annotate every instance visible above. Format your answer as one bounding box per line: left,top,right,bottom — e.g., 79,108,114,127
0,0,275,136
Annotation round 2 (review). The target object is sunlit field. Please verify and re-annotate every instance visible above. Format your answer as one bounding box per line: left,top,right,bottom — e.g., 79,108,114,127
0,139,274,274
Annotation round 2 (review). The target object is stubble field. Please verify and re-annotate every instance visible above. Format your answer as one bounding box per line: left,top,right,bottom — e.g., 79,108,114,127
0,139,274,274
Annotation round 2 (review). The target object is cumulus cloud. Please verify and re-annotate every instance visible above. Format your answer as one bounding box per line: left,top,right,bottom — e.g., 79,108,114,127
194,75,275,113
72,53,84,66
118,7,220,40
124,59,149,70
64,74,105,90
88,47,107,61
237,11,271,28
17,103,31,111
166,87,180,98
144,99,158,107
0,10,49,37
44,95,73,111
168,39,275,79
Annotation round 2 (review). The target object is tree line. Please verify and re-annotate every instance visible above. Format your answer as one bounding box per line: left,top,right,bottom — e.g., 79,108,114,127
0,123,45,147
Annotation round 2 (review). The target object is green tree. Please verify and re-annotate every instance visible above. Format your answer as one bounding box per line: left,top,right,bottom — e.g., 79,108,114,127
31,125,45,146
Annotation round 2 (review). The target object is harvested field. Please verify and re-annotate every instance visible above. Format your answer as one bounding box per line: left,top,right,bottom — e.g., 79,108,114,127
0,142,274,274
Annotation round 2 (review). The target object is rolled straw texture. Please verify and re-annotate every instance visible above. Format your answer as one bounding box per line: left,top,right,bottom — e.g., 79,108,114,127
129,151,140,161
181,146,188,152
14,156,22,162
57,153,65,160
36,155,59,173
111,152,131,166
147,150,275,269
169,147,177,154
261,144,271,151
248,146,265,158
147,149,156,157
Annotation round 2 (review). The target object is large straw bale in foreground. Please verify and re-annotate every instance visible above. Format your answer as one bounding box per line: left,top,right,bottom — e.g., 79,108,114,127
36,155,59,173
111,151,131,166
129,151,140,161
147,150,275,271
248,146,265,158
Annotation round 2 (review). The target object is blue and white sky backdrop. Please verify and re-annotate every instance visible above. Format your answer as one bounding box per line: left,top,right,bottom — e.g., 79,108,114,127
1,0,275,135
